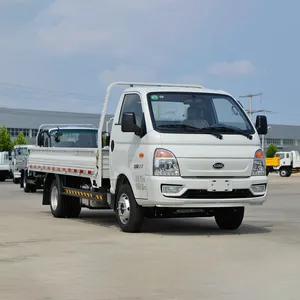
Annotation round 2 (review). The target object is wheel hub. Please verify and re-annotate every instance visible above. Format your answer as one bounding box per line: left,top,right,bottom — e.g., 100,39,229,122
117,193,130,224
51,185,58,210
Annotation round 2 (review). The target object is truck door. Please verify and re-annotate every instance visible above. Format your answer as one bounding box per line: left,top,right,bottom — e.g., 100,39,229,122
110,93,147,199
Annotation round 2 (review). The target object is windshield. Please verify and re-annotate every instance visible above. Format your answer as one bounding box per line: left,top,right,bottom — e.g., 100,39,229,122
49,129,98,148
147,92,254,134
14,147,28,156
276,153,285,159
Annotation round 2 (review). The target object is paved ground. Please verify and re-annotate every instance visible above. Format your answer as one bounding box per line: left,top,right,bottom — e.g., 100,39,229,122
0,175,300,300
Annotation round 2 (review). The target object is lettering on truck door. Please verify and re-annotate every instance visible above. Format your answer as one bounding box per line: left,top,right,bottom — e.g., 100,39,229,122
110,93,147,199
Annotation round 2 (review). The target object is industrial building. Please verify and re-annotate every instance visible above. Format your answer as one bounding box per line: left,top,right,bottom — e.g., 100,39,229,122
0,107,299,152
0,107,114,145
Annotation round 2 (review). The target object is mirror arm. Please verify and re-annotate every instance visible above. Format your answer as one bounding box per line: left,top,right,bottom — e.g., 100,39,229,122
134,127,142,137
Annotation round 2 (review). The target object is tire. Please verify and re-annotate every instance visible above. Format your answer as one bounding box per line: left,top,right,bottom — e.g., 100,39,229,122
116,183,144,233
20,173,24,188
0,176,5,182
49,179,81,218
49,179,66,218
286,169,292,177
23,172,31,193
30,185,37,193
279,168,289,177
214,207,244,230
13,176,20,184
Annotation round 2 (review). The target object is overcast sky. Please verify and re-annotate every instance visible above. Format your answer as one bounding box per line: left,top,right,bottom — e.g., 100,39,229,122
0,0,299,125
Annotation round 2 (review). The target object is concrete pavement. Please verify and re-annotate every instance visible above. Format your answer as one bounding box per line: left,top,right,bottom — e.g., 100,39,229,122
0,176,300,300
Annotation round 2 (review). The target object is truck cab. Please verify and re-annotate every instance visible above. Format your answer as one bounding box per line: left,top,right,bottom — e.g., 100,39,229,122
274,150,300,177
22,124,98,193
37,125,98,148
11,145,32,184
106,84,268,231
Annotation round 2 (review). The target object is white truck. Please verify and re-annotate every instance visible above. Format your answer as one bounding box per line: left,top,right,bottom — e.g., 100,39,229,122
0,151,11,182
27,82,269,233
21,124,98,193
10,144,34,184
273,150,300,177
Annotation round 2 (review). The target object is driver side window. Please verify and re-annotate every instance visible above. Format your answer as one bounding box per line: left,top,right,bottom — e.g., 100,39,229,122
119,94,143,128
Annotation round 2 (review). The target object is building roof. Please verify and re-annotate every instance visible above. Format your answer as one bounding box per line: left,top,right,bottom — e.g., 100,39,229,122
265,124,300,140
0,107,113,128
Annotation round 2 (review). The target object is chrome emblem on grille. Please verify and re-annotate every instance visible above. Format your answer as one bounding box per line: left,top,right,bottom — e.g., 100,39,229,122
213,163,224,169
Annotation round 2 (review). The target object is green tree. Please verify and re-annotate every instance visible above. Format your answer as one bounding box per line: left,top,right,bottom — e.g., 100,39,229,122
0,125,13,151
14,131,27,146
266,144,278,158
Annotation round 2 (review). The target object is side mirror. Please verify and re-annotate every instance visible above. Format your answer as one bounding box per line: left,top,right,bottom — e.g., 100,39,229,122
255,115,268,135
121,112,140,134
37,134,43,146
54,131,63,143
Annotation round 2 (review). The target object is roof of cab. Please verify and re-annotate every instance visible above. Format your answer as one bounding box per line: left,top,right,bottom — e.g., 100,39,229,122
122,85,232,97
14,144,35,149
48,126,98,131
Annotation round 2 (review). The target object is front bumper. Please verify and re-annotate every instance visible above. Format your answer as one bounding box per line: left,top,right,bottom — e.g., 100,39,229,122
137,176,268,208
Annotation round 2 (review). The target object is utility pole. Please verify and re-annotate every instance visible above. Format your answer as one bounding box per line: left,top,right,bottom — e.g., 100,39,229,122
239,93,263,120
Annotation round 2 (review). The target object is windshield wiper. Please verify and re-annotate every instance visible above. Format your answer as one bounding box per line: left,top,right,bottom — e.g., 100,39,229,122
158,124,223,139
205,125,253,140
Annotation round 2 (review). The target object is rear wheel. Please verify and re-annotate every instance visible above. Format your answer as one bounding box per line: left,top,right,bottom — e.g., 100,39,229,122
49,179,81,218
116,183,144,233
50,180,66,218
0,176,5,182
214,207,244,230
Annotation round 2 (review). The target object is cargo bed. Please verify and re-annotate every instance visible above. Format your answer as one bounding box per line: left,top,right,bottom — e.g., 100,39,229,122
27,147,110,179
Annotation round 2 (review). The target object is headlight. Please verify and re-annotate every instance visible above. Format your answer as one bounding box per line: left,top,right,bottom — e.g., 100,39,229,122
153,149,180,176
252,149,266,176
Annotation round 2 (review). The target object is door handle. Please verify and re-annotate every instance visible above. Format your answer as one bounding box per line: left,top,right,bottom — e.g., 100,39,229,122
111,140,115,152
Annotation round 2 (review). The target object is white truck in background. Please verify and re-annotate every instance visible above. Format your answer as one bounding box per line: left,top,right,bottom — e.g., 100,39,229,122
273,150,300,177
0,151,11,182
10,145,34,184
27,81,269,233
21,124,98,193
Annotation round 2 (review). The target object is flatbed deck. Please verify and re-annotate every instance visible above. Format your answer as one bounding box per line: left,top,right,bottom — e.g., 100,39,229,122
27,147,110,179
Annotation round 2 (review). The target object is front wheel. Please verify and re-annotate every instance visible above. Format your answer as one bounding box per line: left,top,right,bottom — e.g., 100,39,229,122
116,183,144,233
23,172,31,193
214,207,244,230
279,168,290,177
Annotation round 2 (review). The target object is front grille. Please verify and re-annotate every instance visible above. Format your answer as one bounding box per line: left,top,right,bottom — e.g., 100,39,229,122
167,189,258,199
